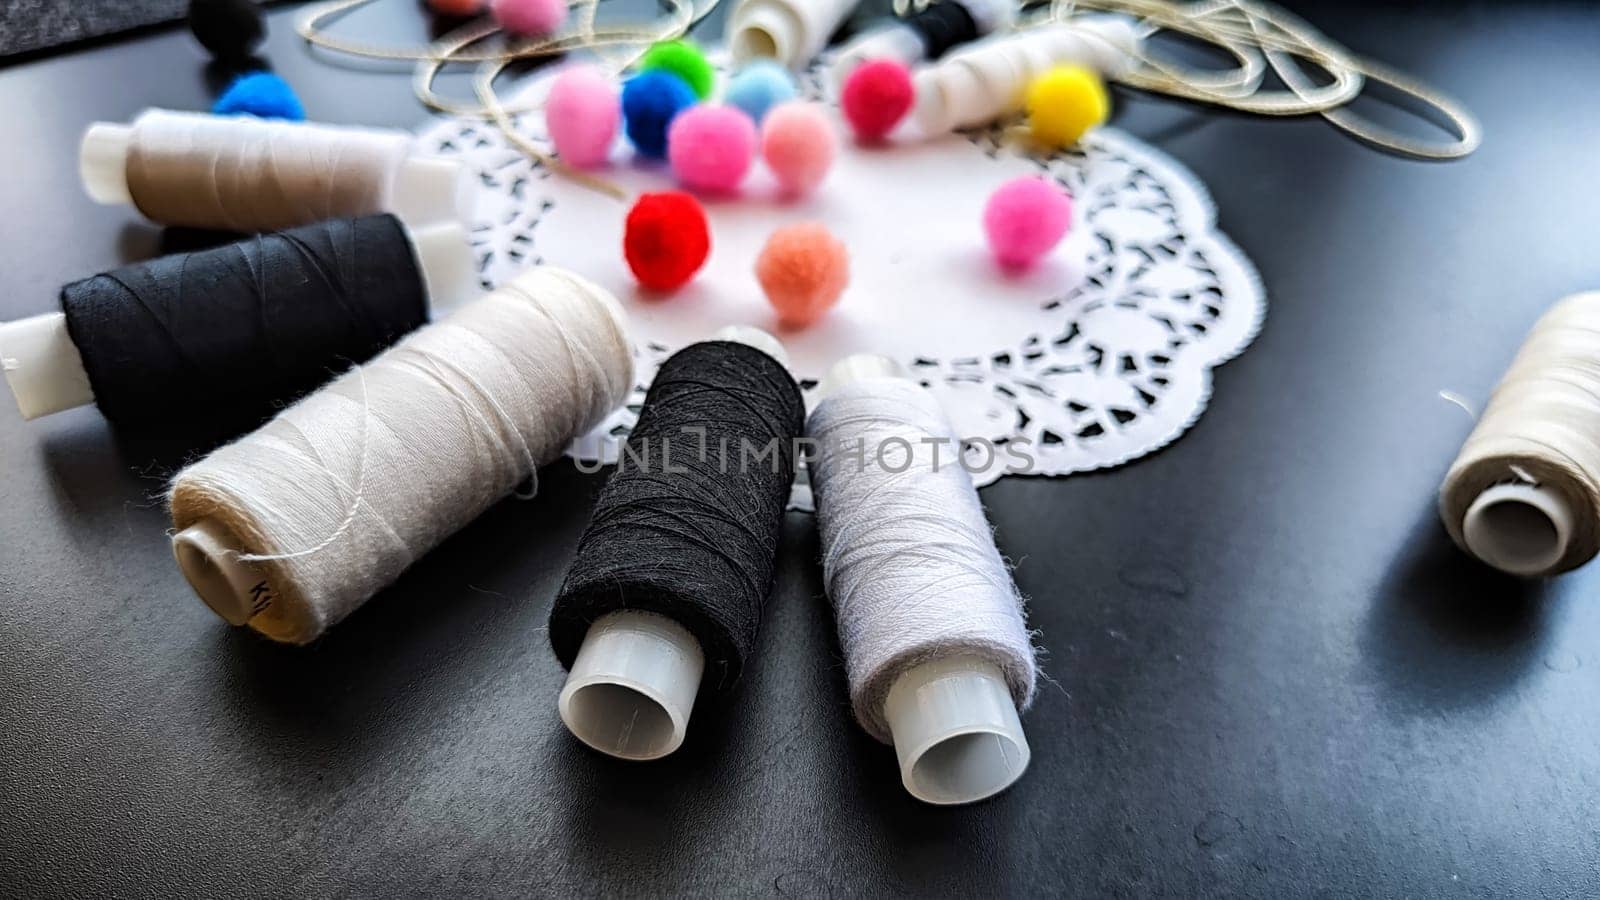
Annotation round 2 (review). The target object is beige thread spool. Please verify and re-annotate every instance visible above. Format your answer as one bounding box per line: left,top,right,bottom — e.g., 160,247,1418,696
1440,291,1600,577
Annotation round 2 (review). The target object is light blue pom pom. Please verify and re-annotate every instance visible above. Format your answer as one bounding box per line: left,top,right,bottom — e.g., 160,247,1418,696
212,71,306,121
724,60,798,125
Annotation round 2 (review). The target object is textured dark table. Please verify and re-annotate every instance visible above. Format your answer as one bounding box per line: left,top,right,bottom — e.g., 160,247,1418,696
4,2,1600,897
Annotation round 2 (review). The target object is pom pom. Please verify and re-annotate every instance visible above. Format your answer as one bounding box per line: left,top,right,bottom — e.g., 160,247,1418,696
668,105,757,193
621,70,697,159
188,0,264,61
840,59,913,142
724,60,798,124
760,101,836,196
1026,65,1110,148
212,71,305,121
756,223,850,327
491,0,566,36
545,64,619,168
639,39,716,100
427,0,485,15
624,192,711,291
982,176,1072,268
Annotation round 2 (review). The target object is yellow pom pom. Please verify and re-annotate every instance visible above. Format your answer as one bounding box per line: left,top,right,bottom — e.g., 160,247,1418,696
1026,65,1110,148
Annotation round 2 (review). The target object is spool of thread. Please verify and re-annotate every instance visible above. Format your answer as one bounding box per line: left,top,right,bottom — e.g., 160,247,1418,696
0,216,476,426
727,0,861,70
1440,292,1600,577
807,355,1036,805
910,17,1141,137
550,326,803,760
829,0,1014,84
79,110,469,232
166,267,634,642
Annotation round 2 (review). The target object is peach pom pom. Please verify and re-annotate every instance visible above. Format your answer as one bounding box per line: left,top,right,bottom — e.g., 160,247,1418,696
544,64,619,169
760,101,836,196
840,58,913,142
982,176,1072,268
492,0,566,36
668,105,758,193
756,223,849,327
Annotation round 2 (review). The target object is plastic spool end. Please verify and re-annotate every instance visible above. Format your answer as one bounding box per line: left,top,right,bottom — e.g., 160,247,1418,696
884,656,1030,805
830,26,923,90
391,156,472,226
0,313,95,419
730,3,794,68
818,353,908,400
79,123,133,205
558,610,706,761
1462,482,1574,577
405,221,478,311
171,519,271,627
713,325,789,366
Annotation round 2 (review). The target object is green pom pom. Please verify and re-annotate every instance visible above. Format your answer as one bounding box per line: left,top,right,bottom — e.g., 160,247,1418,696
639,39,715,100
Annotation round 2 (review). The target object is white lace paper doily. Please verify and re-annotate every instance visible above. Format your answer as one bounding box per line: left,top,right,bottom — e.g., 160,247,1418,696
417,61,1263,508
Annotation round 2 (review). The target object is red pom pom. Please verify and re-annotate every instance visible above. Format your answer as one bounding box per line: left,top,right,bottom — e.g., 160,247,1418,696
623,192,711,291
840,59,914,142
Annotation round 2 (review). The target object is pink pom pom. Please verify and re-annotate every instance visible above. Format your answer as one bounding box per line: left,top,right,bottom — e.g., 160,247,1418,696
760,101,836,196
840,59,914,142
983,176,1072,268
492,0,566,36
757,222,850,327
668,105,757,194
544,64,619,169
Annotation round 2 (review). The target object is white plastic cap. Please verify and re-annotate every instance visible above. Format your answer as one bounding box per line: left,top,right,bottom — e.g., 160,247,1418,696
172,518,273,626
818,352,906,398
1462,481,1574,576
884,655,1030,805
390,156,472,227
558,610,706,760
829,24,924,88
80,122,133,206
713,324,789,365
729,1,801,67
402,221,478,312
0,313,95,419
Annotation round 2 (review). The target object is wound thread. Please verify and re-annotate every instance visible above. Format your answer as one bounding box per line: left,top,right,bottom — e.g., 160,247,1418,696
550,340,806,693
806,375,1037,742
61,215,427,431
169,267,634,644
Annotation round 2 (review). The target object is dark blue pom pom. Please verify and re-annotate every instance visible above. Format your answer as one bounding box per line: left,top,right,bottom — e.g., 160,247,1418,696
212,72,305,121
621,70,696,159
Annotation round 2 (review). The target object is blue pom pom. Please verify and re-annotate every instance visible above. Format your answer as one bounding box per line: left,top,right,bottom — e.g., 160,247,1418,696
621,69,696,159
212,72,306,121
724,61,797,125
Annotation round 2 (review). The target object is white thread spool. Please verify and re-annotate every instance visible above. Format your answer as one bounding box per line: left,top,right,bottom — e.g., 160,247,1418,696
810,354,1032,805
728,0,861,70
909,16,1142,137
557,325,790,761
1440,291,1600,577
828,0,1016,86
168,267,634,642
80,110,471,230
0,221,476,421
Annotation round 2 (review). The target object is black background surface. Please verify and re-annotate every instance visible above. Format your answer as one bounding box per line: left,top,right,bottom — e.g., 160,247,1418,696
3,2,1600,896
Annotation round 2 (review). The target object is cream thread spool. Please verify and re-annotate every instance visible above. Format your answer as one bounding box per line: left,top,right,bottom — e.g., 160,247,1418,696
1440,291,1600,577
909,16,1141,137
810,354,1033,805
557,325,791,761
80,110,471,231
167,267,634,642
0,221,477,422
728,0,861,69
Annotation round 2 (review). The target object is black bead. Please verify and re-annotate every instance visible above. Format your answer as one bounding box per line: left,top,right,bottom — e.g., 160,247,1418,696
189,0,266,60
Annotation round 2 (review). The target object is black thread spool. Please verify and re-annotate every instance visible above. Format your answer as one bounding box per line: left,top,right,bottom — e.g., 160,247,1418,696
904,1,981,59
0,215,473,435
549,332,805,760
190,0,266,62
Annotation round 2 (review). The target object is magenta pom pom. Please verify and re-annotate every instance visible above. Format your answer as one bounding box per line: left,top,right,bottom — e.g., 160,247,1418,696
983,176,1072,268
760,101,836,196
492,0,566,36
667,105,758,194
545,64,619,169
840,58,914,142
